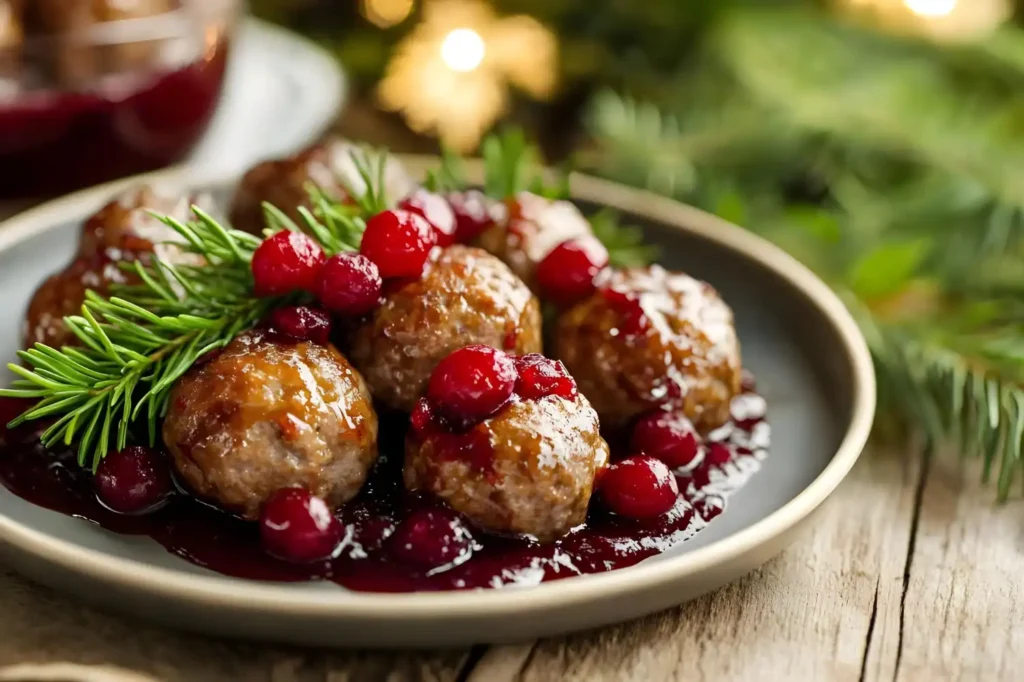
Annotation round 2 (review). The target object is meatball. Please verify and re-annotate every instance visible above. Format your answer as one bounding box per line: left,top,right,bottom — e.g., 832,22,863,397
23,184,204,349
229,138,416,235
405,394,610,542
163,331,379,520
476,192,593,293
349,245,542,411
554,266,742,430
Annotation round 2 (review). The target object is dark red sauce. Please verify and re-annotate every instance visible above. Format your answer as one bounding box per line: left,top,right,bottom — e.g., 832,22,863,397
0,43,229,199
0,392,768,592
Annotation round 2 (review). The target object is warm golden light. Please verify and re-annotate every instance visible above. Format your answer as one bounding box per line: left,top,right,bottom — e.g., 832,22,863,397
378,0,557,151
441,28,486,72
904,0,957,17
362,0,414,28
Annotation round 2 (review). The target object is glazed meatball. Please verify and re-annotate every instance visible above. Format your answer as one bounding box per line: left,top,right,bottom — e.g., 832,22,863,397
554,266,742,430
23,184,204,349
349,246,542,411
163,331,379,520
405,394,610,542
229,138,416,235
476,192,593,293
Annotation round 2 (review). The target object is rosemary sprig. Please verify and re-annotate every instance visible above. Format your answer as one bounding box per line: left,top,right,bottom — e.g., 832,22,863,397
0,184,368,469
0,211,273,470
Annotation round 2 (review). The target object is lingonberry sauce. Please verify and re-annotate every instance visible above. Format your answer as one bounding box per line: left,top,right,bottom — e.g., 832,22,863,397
0,391,769,592
0,45,229,199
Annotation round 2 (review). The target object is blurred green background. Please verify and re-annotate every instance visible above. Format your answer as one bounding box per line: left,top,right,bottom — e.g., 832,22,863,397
253,0,1024,496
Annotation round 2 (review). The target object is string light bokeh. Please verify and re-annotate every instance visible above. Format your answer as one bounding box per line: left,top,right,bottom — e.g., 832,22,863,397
842,0,1009,41
375,0,557,151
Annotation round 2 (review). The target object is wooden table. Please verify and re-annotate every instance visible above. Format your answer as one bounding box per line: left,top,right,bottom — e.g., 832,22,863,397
0,444,1017,682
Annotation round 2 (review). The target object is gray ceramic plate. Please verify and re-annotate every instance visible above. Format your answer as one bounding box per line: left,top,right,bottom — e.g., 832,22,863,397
0,162,875,648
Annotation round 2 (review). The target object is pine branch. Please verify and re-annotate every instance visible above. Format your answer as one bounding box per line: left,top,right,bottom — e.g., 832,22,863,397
583,63,1024,495
0,212,278,470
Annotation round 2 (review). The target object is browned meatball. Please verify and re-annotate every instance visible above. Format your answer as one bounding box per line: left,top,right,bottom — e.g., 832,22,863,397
163,331,379,520
554,266,742,430
78,183,203,259
405,394,609,542
349,245,542,411
229,138,416,235
23,184,203,349
476,192,593,293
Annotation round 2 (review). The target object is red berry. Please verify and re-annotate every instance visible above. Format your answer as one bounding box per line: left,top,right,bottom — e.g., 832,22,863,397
446,190,504,243
94,446,173,514
514,354,577,401
599,455,679,519
600,287,649,336
705,443,733,466
630,410,702,469
427,345,517,426
251,231,325,297
388,506,474,570
315,252,382,316
410,398,436,435
399,190,457,247
537,237,609,307
260,488,343,563
360,209,437,278
269,305,332,344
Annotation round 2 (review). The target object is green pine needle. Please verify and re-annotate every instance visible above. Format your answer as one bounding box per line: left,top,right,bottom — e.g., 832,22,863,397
0,212,276,470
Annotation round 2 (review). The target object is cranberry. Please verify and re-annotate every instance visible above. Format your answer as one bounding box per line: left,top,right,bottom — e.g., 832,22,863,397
388,506,474,570
447,190,502,243
410,398,436,435
259,488,344,563
600,287,649,336
537,237,609,307
705,443,733,466
360,209,437,278
315,252,383,316
599,455,679,519
514,354,578,401
399,190,457,247
94,446,173,514
269,305,332,344
630,410,702,469
251,231,325,297
427,345,517,426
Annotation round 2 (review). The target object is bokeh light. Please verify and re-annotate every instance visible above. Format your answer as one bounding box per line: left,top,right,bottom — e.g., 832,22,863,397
904,0,956,17
441,28,486,72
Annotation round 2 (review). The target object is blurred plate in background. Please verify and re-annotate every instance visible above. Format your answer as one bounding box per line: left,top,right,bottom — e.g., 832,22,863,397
186,17,345,177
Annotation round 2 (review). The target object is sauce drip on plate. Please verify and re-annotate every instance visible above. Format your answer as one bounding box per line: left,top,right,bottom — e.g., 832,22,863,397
0,393,768,592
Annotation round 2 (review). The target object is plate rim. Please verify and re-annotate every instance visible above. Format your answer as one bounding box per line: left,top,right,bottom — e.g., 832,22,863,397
0,161,876,620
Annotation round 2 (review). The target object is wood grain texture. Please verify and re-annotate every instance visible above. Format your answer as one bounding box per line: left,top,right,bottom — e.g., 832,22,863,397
469,445,922,682
0,568,470,682
893,455,1024,682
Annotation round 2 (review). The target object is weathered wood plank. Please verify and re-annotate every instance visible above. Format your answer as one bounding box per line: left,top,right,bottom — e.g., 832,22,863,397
894,455,1024,682
0,569,470,682
471,445,922,682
